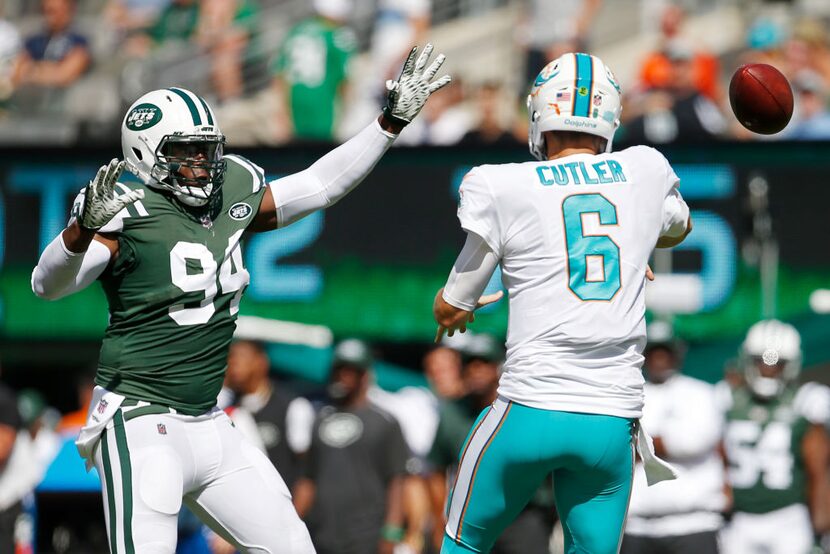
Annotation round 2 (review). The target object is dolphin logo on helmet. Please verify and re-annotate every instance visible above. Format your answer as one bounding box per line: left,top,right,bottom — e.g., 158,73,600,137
526,53,622,161
121,88,226,207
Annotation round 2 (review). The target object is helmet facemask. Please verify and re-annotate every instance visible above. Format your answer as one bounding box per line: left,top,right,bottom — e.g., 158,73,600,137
740,319,802,400
152,134,227,207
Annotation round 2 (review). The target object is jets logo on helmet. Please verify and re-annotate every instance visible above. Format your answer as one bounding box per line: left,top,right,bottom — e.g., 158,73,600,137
527,53,622,161
740,319,802,399
125,103,163,131
122,88,226,207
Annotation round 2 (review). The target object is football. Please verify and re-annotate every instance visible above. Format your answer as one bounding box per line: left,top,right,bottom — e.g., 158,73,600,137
729,64,794,135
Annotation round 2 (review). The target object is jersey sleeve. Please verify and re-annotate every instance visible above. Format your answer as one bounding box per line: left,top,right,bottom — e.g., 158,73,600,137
223,154,268,229
650,148,690,239
457,168,501,254
795,382,830,426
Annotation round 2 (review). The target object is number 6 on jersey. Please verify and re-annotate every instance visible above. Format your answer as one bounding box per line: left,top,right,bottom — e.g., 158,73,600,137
562,193,621,301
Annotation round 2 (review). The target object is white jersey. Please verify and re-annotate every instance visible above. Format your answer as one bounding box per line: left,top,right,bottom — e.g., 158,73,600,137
627,374,726,536
458,146,689,418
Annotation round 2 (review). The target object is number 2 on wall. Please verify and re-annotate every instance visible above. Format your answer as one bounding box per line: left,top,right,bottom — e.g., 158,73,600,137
562,193,621,301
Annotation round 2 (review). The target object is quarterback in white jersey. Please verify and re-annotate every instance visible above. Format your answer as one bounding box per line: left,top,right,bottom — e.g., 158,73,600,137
433,53,691,554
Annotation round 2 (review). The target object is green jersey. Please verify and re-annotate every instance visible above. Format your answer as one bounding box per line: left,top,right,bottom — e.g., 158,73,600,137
273,18,355,140
724,385,809,513
80,155,267,415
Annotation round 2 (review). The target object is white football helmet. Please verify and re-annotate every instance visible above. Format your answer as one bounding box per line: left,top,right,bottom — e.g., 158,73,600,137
526,53,622,161
740,319,802,399
121,88,225,207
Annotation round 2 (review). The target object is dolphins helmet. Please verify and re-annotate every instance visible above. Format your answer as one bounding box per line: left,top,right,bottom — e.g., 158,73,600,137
527,52,622,161
741,319,802,399
121,88,225,207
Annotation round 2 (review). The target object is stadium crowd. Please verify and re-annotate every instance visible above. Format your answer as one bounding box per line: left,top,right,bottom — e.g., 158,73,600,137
0,0,829,145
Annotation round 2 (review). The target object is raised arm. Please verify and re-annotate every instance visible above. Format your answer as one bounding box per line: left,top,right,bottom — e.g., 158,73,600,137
31,159,143,300
250,44,450,232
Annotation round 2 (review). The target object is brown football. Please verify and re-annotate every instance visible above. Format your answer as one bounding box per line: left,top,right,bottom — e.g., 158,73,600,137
729,64,793,135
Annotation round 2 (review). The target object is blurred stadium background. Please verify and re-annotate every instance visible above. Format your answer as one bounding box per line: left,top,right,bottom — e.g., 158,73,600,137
0,0,830,552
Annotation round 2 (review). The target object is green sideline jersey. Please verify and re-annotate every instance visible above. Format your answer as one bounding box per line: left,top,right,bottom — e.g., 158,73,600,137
724,385,809,514
273,17,355,140
72,155,267,415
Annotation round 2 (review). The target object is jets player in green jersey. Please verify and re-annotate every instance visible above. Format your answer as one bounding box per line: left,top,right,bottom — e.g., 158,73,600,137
31,44,450,554
720,319,830,554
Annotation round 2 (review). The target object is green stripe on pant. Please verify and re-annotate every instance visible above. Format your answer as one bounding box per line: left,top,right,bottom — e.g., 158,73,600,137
101,432,118,554
113,410,135,554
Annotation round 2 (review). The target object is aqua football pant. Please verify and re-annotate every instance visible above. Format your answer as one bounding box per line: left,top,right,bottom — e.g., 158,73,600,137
442,397,635,554
93,405,315,553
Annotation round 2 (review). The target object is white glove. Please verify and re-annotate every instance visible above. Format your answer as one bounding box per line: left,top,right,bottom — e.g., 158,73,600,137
383,43,451,127
78,159,144,231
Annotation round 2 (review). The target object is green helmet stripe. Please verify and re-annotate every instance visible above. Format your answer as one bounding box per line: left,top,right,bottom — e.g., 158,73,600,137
197,95,214,125
168,88,201,125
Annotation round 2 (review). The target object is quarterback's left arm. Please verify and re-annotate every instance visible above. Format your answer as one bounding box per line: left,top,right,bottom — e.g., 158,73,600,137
655,185,692,249
802,423,830,532
251,44,450,232
433,232,503,341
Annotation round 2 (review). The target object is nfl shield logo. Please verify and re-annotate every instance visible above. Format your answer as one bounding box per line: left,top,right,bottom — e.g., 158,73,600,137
157,423,167,435
97,399,108,414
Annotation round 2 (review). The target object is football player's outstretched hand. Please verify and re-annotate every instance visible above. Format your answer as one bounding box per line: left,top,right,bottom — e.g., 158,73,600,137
383,43,451,127
79,159,144,231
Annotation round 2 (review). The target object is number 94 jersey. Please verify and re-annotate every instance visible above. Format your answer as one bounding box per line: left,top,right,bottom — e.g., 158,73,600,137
457,146,688,419
77,155,267,416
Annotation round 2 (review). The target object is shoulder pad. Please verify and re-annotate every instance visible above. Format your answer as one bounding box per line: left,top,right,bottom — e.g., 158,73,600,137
225,154,266,194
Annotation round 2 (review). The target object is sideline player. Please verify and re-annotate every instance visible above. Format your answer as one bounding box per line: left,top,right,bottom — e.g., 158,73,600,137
432,52,692,553
31,44,450,554
720,319,830,554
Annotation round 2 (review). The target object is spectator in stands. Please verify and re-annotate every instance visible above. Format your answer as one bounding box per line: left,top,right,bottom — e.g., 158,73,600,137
622,324,726,554
0,7,20,108
786,70,830,140
519,0,602,91
460,82,520,146
12,0,90,89
638,4,720,101
400,78,472,145
272,0,356,142
339,0,431,138
782,19,830,86
196,0,259,103
371,0,431,85
144,0,198,47
293,339,411,554
739,17,787,69
105,0,172,40
224,339,315,491
0,380,20,553
624,41,726,144
427,334,555,553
